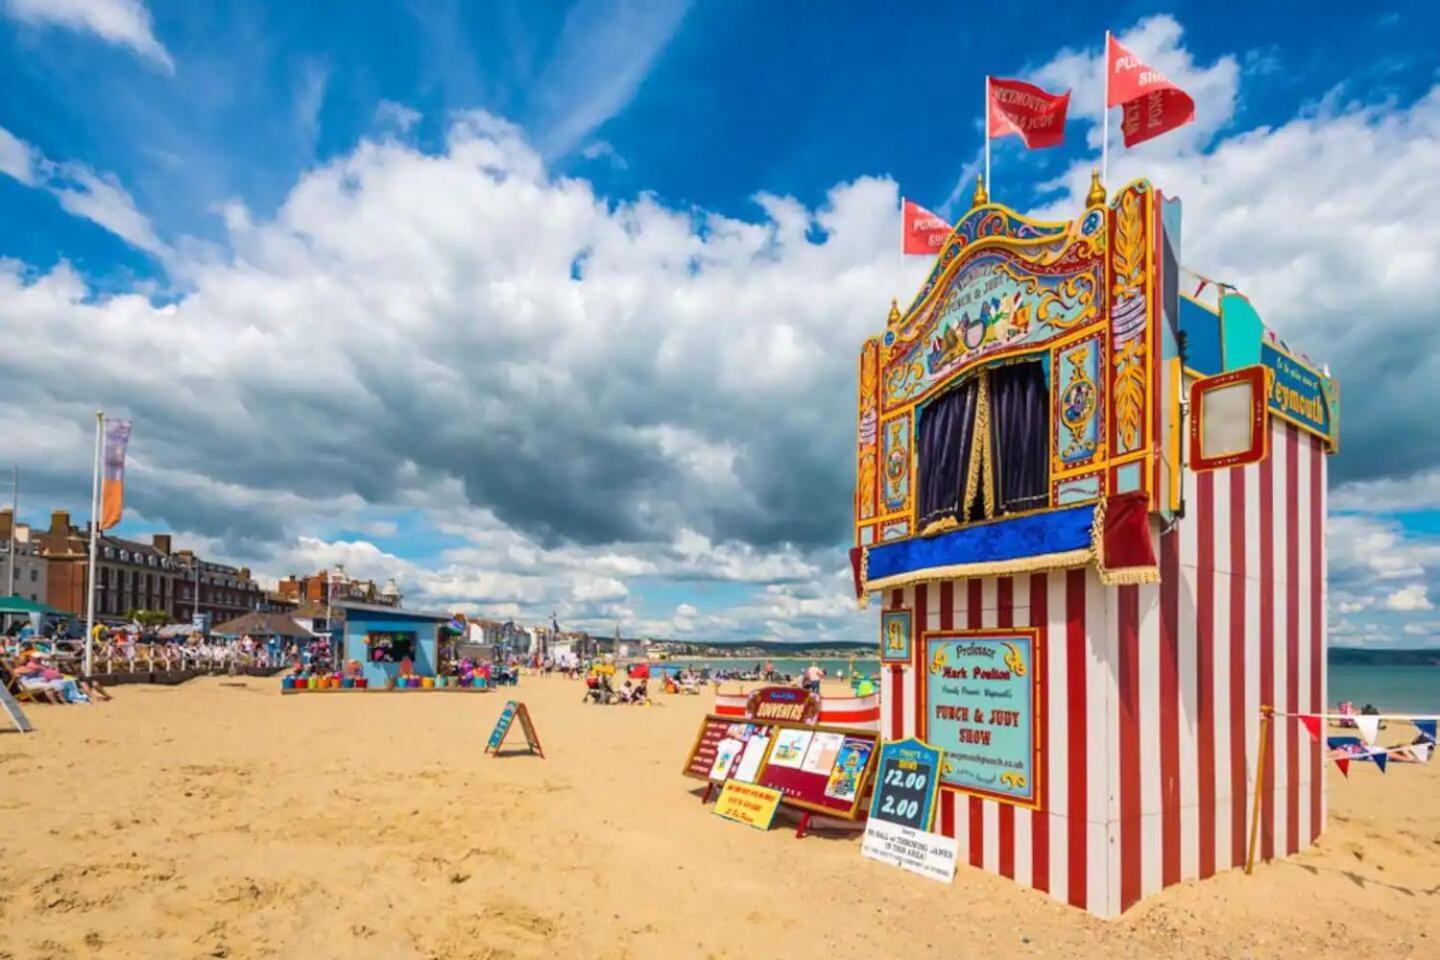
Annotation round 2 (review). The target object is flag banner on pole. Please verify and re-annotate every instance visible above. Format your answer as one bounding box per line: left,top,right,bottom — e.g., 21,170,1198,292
902,200,952,255
1298,714,1321,744
987,76,1071,149
1416,719,1437,743
1370,750,1389,773
1333,756,1350,778
1105,34,1195,147
99,419,132,530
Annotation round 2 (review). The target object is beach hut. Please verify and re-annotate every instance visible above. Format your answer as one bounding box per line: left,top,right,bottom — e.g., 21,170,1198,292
338,601,452,687
851,176,1338,917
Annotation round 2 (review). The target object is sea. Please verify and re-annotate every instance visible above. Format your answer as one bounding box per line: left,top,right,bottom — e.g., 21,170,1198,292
648,657,1440,712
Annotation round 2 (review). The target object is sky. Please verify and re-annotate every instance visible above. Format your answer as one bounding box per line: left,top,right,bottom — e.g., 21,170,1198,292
1,1,1438,647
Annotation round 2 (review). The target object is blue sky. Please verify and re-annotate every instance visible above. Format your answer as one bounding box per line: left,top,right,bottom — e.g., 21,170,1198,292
2,1,1439,645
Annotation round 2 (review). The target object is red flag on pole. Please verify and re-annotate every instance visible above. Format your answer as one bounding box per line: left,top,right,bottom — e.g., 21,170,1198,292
1105,34,1195,147
987,77,1071,149
1298,714,1322,744
901,200,951,255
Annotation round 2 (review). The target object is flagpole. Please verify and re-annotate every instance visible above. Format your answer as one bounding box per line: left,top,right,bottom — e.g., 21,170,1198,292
1101,30,1110,188
984,75,992,197
84,410,102,677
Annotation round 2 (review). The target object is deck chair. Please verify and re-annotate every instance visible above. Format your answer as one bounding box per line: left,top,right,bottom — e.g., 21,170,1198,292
0,657,62,705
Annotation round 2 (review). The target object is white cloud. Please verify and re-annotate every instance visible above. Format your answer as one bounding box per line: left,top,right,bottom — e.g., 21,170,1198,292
528,0,690,157
4,0,174,73
1383,584,1433,612
7,21,1440,644
375,101,421,133
0,126,169,258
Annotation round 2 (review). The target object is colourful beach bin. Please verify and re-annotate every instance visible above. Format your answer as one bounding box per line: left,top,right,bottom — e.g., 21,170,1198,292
342,677,354,689
308,676,319,690
422,677,434,689
282,676,294,690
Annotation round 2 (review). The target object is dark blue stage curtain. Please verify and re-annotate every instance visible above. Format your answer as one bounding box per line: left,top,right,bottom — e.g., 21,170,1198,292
917,377,979,529
991,360,1050,515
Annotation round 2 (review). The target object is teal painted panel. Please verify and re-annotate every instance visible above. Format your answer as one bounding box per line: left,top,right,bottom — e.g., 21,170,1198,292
1220,293,1264,369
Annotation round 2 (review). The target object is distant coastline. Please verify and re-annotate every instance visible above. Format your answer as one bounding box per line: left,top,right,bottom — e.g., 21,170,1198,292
656,645,1440,666
1329,647,1440,667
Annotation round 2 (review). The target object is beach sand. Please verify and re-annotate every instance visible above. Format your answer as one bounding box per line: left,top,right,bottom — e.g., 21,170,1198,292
2,676,1437,959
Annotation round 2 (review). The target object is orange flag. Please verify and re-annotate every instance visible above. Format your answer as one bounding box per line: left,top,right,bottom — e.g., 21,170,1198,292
100,419,132,530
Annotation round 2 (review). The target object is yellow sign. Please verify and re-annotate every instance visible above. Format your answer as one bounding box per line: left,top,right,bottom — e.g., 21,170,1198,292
713,781,782,830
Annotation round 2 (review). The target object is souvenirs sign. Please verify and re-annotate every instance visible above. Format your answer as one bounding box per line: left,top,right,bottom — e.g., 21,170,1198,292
925,630,1040,806
869,738,943,831
485,700,544,758
713,781,783,830
757,725,879,818
861,817,959,884
744,686,821,724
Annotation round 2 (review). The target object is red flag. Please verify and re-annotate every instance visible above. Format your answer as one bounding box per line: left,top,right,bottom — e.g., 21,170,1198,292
1298,714,1322,744
987,77,1070,149
901,200,951,255
1106,34,1195,147
1333,756,1350,779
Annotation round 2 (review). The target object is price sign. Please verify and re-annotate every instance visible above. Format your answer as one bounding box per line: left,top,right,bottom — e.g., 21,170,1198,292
868,738,942,831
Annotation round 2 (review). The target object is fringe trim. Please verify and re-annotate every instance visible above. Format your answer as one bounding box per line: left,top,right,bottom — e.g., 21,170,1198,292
1097,565,1161,586
864,548,1095,593
920,516,960,537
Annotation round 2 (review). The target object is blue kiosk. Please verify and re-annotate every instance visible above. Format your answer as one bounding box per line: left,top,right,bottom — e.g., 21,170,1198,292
339,601,453,687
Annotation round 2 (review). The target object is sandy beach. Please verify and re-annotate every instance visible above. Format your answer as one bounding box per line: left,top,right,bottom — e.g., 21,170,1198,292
2,677,1437,960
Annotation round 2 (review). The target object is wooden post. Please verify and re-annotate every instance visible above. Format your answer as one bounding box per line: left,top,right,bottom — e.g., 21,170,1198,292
1245,705,1272,875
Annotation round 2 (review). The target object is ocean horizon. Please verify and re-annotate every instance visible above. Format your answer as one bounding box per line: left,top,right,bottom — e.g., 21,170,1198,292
648,656,1439,713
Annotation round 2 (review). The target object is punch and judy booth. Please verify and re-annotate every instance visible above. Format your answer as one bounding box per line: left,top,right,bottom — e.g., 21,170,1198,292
851,175,1339,916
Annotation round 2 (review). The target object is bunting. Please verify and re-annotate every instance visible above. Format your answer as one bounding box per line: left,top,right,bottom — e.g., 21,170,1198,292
1354,715,1381,746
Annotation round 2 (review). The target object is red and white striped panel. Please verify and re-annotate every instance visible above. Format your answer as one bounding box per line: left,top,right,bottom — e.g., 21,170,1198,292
882,419,1327,917
712,691,881,730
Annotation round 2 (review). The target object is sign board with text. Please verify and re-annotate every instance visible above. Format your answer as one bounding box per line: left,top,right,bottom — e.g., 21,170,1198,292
485,700,544,758
861,817,958,884
713,781,782,830
756,724,879,818
868,738,943,831
683,714,879,821
924,629,1041,808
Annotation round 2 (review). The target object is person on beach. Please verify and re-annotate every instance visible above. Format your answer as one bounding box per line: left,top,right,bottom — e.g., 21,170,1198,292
802,662,824,694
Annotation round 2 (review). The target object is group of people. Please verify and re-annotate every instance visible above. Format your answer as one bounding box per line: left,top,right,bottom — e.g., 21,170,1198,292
3,642,111,704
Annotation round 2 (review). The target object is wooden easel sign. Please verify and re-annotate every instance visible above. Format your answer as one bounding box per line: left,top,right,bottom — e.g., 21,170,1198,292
0,682,33,734
486,700,543,758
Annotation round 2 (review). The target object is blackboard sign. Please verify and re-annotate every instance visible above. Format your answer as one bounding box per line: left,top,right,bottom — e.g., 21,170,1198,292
485,700,543,757
868,738,942,831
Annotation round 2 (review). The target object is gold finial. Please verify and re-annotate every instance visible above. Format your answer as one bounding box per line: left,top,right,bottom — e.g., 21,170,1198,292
1086,169,1106,207
971,173,989,208
887,298,902,327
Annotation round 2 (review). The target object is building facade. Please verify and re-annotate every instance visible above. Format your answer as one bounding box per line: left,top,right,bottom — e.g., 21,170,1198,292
37,512,181,619
32,510,262,625
276,568,402,608
0,510,48,604
171,550,265,626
